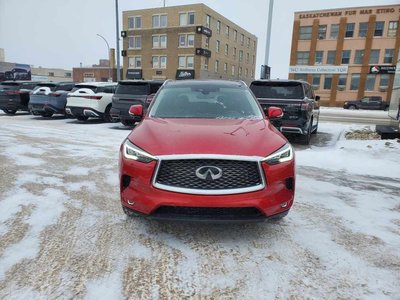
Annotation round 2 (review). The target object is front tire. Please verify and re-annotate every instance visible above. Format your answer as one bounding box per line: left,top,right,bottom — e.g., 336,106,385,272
4,109,17,115
300,125,311,145
121,119,135,126
348,105,357,110
41,112,53,118
103,105,113,122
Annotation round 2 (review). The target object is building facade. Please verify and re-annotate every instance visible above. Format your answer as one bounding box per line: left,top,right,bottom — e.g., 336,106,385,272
121,4,257,83
32,67,73,82
289,5,400,106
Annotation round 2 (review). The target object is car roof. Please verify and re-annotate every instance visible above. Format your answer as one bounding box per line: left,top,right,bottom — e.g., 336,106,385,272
0,80,35,84
118,80,165,84
164,80,247,88
75,82,117,87
251,79,308,84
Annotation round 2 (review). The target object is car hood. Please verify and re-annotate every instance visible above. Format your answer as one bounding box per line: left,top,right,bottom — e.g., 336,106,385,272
128,118,287,157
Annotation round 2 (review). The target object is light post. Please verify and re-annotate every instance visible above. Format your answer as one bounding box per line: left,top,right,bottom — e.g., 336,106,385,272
115,0,121,81
96,33,112,82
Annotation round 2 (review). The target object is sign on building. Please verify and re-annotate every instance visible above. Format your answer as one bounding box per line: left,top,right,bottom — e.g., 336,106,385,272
289,65,348,74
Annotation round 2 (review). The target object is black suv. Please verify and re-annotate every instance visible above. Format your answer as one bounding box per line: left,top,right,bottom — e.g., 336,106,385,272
250,80,320,145
110,80,164,126
0,81,38,114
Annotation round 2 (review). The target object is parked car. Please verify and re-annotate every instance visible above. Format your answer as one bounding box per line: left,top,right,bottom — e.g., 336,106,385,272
110,80,164,126
250,79,320,145
65,82,117,122
29,82,75,117
343,96,389,110
0,81,38,114
119,80,295,222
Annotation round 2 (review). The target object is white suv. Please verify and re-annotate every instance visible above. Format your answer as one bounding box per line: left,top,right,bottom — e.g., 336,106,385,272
66,82,117,122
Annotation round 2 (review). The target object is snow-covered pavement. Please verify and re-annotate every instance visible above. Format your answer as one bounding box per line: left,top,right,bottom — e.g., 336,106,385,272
0,112,399,299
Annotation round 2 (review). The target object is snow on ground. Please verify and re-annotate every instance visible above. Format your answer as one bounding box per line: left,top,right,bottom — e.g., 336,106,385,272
0,112,399,299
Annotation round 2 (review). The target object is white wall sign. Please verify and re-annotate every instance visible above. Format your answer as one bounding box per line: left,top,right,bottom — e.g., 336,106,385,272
289,66,348,74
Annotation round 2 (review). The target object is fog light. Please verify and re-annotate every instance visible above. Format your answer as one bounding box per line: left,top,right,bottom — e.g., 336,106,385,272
280,202,288,208
127,199,135,205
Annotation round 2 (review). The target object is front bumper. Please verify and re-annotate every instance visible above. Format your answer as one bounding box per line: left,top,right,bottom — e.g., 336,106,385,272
119,155,295,222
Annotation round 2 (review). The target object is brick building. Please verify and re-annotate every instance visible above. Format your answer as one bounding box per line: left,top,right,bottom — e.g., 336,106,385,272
121,3,257,83
289,4,400,106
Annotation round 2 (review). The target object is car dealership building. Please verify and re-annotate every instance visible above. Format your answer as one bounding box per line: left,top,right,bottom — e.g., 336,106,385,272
289,4,400,106
121,4,257,83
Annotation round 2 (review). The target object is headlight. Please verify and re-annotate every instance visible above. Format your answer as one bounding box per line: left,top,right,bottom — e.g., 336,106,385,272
262,143,293,165
122,139,156,163
344,102,348,105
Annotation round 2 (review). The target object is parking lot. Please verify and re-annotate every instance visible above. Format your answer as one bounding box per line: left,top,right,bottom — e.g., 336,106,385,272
0,112,399,299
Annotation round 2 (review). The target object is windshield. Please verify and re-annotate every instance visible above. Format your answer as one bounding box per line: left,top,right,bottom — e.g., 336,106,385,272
150,84,263,119
251,82,304,99
115,82,149,95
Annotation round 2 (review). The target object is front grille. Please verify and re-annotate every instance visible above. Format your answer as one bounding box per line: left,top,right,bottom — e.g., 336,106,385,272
152,206,264,220
155,159,262,191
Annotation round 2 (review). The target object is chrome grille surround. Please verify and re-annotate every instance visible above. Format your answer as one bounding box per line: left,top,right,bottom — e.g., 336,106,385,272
152,154,266,195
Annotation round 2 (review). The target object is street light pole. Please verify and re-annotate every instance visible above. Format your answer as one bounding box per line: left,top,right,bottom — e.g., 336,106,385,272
115,0,121,81
96,34,112,82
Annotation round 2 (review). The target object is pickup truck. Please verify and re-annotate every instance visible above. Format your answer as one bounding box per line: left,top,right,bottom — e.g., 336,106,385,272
250,79,320,145
343,96,389,110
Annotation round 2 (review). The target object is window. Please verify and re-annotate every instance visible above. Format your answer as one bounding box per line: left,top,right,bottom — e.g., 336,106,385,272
178,56,194,69
246,53,249,63
253,41,256,49
341,50,351,64
252,55,255,65
388,21,398,37
239,50,243,62
233,47,237,58
206,15,211,28
152,14,167,28
240,34,244,45
128,36,142,49
231,65,235,76
216,40,220,52
345,23,355,37
380,74,389,87
152,35,167,48
384,49,394,64
350,74,360,90
128,56,142,68
65,72,71,77
205,37,209,49
369,49,380,64
224,63,228,73
128,16,141,29
251,70,254,78
296,51,309,65
299,26,312,40
245,68,249,77
312,75,320,89
226,25,230,38
152,56,167,69
294,74,307,81
354,50,364,64
327,51,336,64
48,72,54,77
217,21,221,34
233,30,237,41
315,51,323,64
179,12,194,26
338,75,347,88
359,22,368,37
238,67,242,77
324,75,332,90
365,74,376,91
247,37,250,48
330,24,339,39
225,44,229,56
374,21,384,36
179,34,195,47
318,25,327,39
204,57,209,70
215,60,219,73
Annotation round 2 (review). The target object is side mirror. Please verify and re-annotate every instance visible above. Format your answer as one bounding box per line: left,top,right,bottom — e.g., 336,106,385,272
128,104,143,122
315,95,320,101
267,106,283,119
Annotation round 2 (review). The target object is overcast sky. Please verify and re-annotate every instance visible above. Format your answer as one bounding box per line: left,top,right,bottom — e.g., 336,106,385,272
0,0,397,79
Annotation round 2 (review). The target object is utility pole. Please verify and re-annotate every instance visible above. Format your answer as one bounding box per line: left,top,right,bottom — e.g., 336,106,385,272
262,0,274,79
115,0,121,81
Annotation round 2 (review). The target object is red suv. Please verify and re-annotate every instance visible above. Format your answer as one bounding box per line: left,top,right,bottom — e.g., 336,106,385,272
119,80,295,222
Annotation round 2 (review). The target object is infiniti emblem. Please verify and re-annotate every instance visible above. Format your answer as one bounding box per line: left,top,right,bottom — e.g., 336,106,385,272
195,166,223,181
